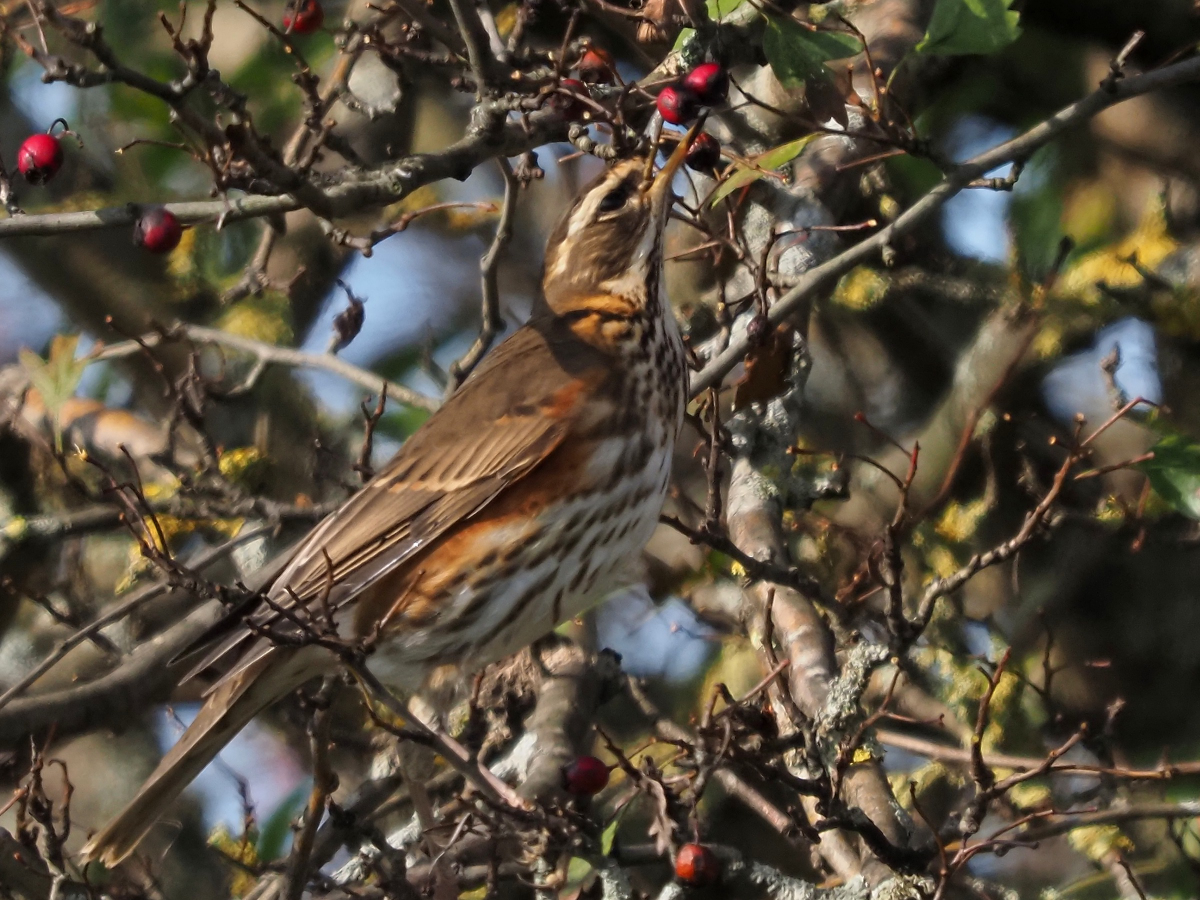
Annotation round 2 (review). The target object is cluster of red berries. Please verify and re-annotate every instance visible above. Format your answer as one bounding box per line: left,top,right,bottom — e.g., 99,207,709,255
551,54,725,173
16,121,183,254
657,63,728,126
657,63,727,172
553,46,617,120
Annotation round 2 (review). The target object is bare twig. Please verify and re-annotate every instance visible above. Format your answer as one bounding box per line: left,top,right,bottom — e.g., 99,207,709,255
447,157,519,392
92,323,439,412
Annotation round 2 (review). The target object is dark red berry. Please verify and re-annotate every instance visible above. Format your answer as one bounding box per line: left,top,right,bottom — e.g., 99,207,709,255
675,843,720,886
17,133,63,185
552,78,590,119
577,47,616,84
657,85,700,125
133,206,183,254
283,0,324,34
746,313,770,345
682,62,728,105
562,755,610,796
685,132,721,171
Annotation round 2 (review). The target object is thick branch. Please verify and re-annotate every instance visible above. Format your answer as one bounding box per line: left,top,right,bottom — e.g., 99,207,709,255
0,108,568,238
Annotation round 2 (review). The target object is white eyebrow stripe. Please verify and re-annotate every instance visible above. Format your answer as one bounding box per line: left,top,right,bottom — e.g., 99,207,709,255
566,173,618,238
549,161,646,279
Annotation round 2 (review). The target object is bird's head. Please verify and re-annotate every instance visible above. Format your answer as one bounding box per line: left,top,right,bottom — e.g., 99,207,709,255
539,126,697,319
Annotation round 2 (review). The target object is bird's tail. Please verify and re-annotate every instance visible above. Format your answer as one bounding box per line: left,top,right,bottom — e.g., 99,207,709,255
80,647,323,868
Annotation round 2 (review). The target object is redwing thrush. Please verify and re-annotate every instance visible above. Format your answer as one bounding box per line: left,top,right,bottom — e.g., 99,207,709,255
81,131,697,866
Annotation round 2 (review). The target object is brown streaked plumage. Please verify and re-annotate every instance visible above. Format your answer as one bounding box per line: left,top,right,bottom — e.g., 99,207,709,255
80,131,696,868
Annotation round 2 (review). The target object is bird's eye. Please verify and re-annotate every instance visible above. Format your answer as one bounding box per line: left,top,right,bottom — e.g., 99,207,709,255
597,184,631,214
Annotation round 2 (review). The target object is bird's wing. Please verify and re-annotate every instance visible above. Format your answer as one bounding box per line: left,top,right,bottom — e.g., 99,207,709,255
187,320,608,681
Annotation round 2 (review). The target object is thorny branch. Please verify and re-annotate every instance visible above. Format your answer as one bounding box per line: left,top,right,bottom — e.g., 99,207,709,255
2,4,1199,899
689,51,1200,396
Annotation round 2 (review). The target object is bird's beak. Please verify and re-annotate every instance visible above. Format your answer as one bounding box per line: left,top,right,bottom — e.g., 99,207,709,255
649,120,704,213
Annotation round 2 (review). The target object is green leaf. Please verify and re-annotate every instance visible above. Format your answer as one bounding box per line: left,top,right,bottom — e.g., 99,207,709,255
20,333,87,449
706,0,743,20
1138,432,1200,520
709,134,819,206
566,856,593,884
916,0,1021,57
256,785,309,862
601,817,620,856
763,16,860,89
672,26,696,53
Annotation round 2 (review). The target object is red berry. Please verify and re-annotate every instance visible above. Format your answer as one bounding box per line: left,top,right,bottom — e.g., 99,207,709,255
685,132,721,171
552,78,590,119
17,133,63,185
657,85,700,125
133,206,183,254
562,755,610,796
675,843,720,886
577,47,615,84
746,313,770,345
682,62,728,105
283,0,323,34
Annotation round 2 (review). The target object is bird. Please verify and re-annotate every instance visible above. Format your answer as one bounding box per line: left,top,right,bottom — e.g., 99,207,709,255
80,129,696,867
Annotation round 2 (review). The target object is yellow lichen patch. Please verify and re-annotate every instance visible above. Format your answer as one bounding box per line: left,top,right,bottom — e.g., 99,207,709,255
115,514,243,593
850,746,875,765
925,543,960,580
981,669,1022,752
216,291,293,345
1032,318,1065,359
699,640,761,707
912,644,1001,734
166,225,199,284
219,446,269,491
1149,285,1200,342
1055,203,1177,305
1007,780,1052,809
1066,824,1134,862
833,266,890,311
934,497,990,544
912,645,978,710
383,184,440,221
892,761,964,810
208,825,261,898
44,190,109,214
141,479,179,503
1061,181,1118,248
493,3,519,38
